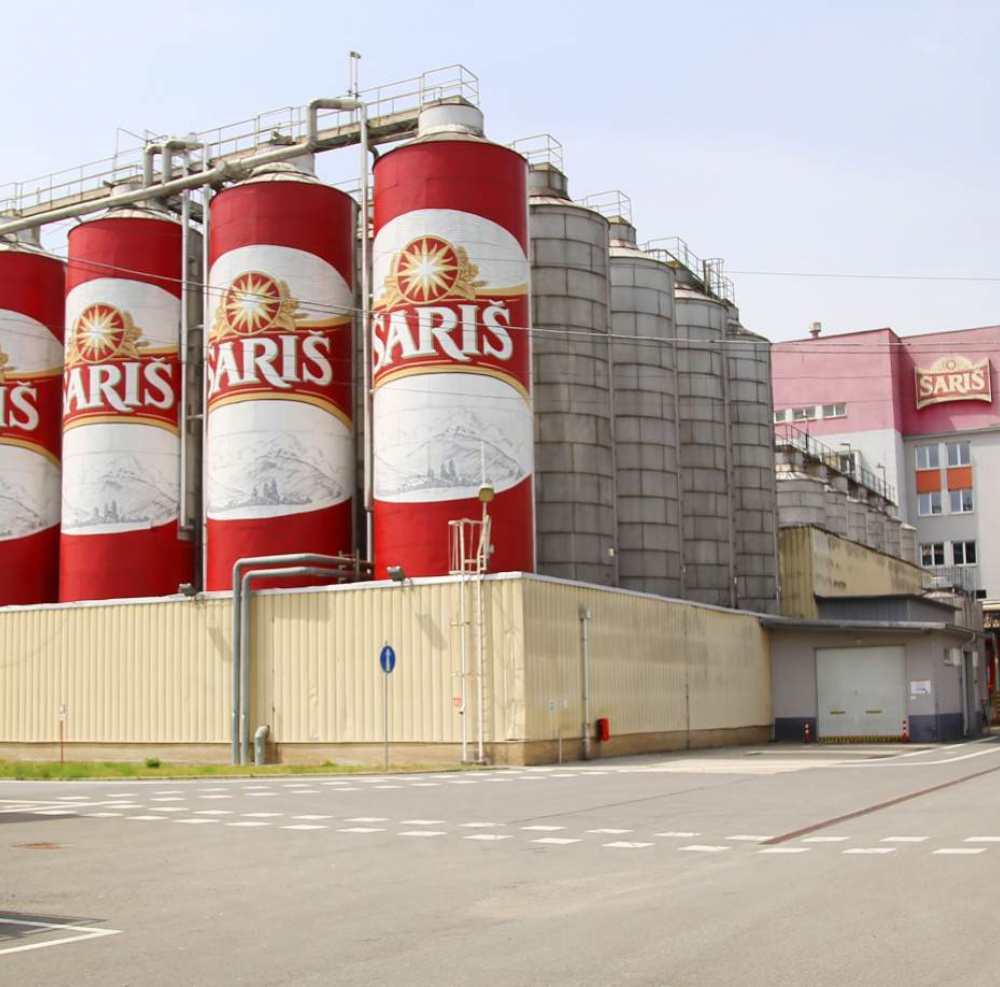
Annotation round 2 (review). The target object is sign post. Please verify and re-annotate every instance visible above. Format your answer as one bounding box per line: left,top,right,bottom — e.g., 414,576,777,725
380,644,396,772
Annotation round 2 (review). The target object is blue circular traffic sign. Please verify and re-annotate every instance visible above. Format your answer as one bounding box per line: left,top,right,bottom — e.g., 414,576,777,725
380,644,396,674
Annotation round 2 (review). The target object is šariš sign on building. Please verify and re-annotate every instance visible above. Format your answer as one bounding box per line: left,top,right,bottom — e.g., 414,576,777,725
915,356,992,410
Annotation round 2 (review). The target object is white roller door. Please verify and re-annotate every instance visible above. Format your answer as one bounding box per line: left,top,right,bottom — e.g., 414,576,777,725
817,646,906,739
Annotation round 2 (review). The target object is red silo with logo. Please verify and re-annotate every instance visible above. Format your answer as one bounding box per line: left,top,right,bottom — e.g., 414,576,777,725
205,165,355,590
61,208,193,601
0,239,64,605
372,102,535,578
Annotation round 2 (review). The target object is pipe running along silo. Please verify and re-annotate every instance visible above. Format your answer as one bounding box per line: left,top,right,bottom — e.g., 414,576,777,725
528,164,616,586
206,163,355,590
61,207,193,601
371,101,534,578
0,233,64,605
607,212,681,597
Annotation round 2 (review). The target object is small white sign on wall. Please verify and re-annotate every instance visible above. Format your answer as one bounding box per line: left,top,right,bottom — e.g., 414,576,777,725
910,680,932,697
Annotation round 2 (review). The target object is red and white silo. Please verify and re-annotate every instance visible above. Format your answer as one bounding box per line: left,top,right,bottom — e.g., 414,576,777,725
0,237,64,605
205,165,355,590
61,208,193,601
372,102,535,578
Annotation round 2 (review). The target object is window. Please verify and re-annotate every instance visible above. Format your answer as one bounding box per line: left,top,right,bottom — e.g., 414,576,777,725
953,541,977,566
949,488,974,513
916,444,940,470
822,403,847,418
792,406,817,421
918,491,942,516
920,543,945,567
947,442,971,467
773,409,788,424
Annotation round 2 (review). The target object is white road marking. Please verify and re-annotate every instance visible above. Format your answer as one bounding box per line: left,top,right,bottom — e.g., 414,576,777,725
881,837,928,843
243,812,283,818
587,828,634,835
727,835,772,842
127,815,168,821
246,793,278,798
411,783,439,788
55,796,91,802
448,781,477,786
150,797,185,803
480,779,511,783
759,848,812,855
85,812,122,817
934,848,987,855
176,818,218,825
402,819,446,825
0,918,122,957
153,790,184,795
399,831,447,838
200,788,228,793
149,807,186,813
373,785,402,790
336,827,384,833
521,825,565,832
243,785,272,790
679,845,730,853
346,817,388,823
548,773,578,778
461,822,502,828
290,790,321,795
226,821,271,828
964,836,1000,843
843,848,896,855
195,810,233,816
463,834,512,841
284,824,328,831
603,841,654,849
802,836,849,843
655,831,701,838
33,810,77,816
199,795,232,800
532,838,581,845
293,815,332,821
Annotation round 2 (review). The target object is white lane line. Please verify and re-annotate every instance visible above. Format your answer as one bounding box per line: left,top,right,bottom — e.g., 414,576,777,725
322,781,351,786
655,831,701,838
246,793,278,798
411,783,439,788
481,779,511,784
548,773,578,778
603,841,654,849
521,825,565,832
329,787,360,792
402,819,446,825
149,807,186,814
373,785,402,790
127,815,168,821
679,845,730,853
293,815,332,821
727,835,772,843
85,812,122,818
55,796,91,802
461,822,502,828
195,810,233,816
881,837,929,843
200,788,228,793
964,836,1000,843
199,795,232,801
283,824,328,831
177,818,218,825
532,838,581,845
33,810,77,816
399,831,447,838
153,790,184,795
448,781,477,786
346,817,388,823
290,790,321,795
243,812,282,818
802,836,849,843
843,848,896,855
226,821,271,828
934,848,987,855
463,834,512,842
149,797,185,803
0,918,122,957
243,785,271,790
759,847,812,855
587,828,634,835
336,826,384,833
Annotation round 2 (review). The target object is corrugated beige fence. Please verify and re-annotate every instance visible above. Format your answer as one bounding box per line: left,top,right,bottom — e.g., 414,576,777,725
0,575,770,764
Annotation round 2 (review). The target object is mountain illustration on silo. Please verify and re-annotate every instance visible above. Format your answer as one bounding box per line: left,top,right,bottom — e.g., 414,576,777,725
62,452,177,530
207,432,347,516
0,473,50,538
375,410,528,498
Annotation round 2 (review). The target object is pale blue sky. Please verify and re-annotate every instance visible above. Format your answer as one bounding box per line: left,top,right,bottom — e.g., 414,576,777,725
3,0,998,340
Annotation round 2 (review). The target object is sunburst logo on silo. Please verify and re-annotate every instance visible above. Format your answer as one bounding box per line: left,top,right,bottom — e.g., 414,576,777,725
379,236,485,308
211,271,303,342
67,303,144,366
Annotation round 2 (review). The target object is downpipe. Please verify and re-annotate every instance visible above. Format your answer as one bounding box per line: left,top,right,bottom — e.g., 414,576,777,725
580,605,593,761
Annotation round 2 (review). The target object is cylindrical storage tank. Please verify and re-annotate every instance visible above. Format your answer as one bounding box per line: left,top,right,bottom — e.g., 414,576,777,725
775,473,828,528
206,165,355,590
884,513,902,558
846,497,867,544
61,207,193,601
372,101,534,578
529,164,616,585
0,238,64,605
824,477,850,537
724,317,778,613
675,283,734,607
900,523,918,565
608,217,680,597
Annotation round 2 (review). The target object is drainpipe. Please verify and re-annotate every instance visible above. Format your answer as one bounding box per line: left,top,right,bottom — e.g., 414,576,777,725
178,150,192,534
254,724,270,767
230,552,359,764
579,605,593,760
239,564,351,764
200,144,212,586
0,98,361,238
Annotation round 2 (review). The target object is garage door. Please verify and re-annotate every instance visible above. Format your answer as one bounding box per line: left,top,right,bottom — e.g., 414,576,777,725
817,646,906,739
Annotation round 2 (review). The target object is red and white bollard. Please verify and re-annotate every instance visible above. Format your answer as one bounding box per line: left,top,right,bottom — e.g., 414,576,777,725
901,718,910,742
804,722,811,744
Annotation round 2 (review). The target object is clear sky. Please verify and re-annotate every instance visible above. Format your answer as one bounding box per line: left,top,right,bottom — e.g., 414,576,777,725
2,0,998,341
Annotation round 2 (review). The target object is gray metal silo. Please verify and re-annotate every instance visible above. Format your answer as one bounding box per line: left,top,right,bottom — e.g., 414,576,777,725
527,155,617,585
723,306,779,614
587,193,682,597
665,252,735,608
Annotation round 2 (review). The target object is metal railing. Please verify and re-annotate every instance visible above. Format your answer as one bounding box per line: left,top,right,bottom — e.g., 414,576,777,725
0,64,479,218
774,421,897,504
642,236,736,303
508,133,564,170
925,565,980,594
576,189,633,223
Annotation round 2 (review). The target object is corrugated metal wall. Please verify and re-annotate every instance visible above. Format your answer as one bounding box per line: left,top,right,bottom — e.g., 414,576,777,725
0,575,769,752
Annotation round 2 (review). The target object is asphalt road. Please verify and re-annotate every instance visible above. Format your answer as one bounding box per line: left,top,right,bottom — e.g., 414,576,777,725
3,740,1000,986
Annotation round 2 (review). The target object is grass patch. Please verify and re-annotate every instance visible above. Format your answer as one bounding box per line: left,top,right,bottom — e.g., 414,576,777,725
0,759,482,781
